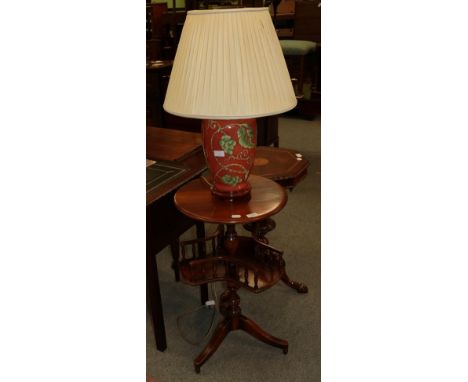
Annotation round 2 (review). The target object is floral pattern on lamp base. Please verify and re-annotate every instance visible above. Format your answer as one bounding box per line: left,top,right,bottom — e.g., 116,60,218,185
202,119,257,199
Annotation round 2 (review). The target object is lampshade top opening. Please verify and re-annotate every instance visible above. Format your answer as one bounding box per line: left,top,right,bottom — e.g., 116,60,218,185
188,7,268,16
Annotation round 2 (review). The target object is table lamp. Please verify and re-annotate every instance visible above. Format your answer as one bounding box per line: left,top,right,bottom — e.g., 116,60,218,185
163,7,297,198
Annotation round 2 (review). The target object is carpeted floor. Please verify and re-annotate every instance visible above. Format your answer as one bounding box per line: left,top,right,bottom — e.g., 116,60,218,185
147,115,321,381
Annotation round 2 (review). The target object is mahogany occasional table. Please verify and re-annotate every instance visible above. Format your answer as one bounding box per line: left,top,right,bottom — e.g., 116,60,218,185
251,146,309,190
174,175,289,373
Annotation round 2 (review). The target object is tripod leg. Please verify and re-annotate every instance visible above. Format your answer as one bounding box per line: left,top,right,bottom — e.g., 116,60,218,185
193,319,231,373
240,315,288,354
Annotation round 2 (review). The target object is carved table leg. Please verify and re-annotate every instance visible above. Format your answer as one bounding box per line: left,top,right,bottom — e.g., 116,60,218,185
281,271,308,293
147,247,167,352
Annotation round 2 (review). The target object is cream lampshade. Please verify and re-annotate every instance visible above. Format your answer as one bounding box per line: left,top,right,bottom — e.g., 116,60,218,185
163,7,297,198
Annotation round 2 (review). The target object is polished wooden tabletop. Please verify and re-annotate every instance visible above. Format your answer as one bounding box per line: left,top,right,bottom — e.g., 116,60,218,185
146,127,205,206
174,174,287,225
251,146,309,189
146,126,202,162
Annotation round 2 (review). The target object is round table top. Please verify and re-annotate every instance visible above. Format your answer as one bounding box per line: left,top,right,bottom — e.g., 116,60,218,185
174,175,287,224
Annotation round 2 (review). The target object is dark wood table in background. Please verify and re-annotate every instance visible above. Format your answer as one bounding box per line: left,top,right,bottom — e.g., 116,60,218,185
146,126,206,352
252,146,309,190
146,61,172,127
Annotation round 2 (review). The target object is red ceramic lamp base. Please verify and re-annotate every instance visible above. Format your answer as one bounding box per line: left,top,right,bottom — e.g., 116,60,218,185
202,119,257,199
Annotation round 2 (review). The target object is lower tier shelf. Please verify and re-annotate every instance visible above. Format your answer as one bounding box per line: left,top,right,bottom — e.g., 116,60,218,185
179,236,285,293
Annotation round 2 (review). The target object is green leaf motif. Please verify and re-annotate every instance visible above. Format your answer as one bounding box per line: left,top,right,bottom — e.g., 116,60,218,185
221,174,241,186
237,124,255,149
219,134,236,155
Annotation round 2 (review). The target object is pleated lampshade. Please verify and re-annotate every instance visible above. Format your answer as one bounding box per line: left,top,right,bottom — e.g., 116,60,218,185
163,7,297,120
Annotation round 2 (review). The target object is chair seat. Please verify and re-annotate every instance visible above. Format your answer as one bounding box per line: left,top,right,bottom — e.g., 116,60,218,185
279,40,317,56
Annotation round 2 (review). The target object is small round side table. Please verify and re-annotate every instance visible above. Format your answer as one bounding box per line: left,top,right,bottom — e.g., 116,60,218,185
174,175,289,373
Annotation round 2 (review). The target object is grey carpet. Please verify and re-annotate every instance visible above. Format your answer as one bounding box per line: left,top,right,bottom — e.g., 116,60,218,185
147,115,321,381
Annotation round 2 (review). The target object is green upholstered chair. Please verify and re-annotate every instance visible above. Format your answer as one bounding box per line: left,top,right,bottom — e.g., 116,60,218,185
279,39,318,99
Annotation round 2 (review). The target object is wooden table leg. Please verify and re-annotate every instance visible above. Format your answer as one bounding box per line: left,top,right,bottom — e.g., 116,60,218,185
281,272,308,293
240,314,288,353
193,319,230,373
196,222,209,305
147,247,167,352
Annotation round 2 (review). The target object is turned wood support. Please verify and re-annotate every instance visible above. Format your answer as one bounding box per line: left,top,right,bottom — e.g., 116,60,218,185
219,286,242,323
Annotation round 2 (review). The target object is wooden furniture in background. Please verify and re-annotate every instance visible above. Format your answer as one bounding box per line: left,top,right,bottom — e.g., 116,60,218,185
294,0,321,115
146,60,172,127
274,0,321,118
146,126,202,162
245,146,310,292
146,127,207,352
273,0,321,41
251,146,309,190
257,116,279,147
174,175,289,373
147,3,175,60
280,39,318,99
294,0,321,42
